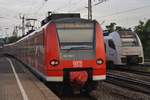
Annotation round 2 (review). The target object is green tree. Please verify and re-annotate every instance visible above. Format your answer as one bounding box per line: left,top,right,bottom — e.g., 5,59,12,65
4,36,19,44
106,22,131,32
134,19,150,58
106,22,116,33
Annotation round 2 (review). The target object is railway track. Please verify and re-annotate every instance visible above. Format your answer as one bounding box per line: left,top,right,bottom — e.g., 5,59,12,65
54,91,97,100
111,67,150,77
46,83,97,100
106,72,150,94
59,93,97,100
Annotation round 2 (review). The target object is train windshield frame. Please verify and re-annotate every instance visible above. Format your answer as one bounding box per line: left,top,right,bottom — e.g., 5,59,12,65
56,22,95,50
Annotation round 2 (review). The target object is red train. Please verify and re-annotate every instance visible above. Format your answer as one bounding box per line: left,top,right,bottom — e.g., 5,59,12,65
4,13,106,93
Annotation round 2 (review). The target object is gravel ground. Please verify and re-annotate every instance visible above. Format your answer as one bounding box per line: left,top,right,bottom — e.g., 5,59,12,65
90,82,150,100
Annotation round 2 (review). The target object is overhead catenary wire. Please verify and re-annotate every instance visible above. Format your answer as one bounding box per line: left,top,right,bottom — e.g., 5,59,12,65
93,0,108,6
67,0,108,16
0,0,150,37
93,4,150,19
34,0,49,15
53,0,84,13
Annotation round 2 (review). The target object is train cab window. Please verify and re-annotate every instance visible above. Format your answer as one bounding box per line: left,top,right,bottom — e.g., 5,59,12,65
108,39,116,50
56,23,95,50
121,38,139,47
120,31,139,47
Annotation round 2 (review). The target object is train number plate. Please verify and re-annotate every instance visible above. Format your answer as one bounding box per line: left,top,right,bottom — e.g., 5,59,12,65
73,61,83,68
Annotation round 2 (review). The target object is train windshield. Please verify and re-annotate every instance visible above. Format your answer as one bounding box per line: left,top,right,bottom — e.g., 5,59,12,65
119,32,139,47
57,23,94,50
121,38,139,47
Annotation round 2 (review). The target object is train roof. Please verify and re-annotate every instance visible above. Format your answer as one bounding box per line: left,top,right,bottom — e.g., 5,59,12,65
115,31,137,38
41,13,81,26
52,18,93,23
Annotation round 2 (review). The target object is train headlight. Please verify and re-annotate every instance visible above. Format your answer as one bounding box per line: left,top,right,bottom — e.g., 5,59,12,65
96,59,103,65
50,59,59,66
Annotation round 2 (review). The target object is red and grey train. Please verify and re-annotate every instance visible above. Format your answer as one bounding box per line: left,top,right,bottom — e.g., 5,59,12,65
4,13,106,92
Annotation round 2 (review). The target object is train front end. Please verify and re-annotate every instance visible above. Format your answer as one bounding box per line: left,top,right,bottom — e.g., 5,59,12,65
45,18,106,91
118,31,144,65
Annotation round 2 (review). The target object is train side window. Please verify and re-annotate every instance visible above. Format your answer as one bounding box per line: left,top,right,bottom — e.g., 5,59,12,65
108,39,116,50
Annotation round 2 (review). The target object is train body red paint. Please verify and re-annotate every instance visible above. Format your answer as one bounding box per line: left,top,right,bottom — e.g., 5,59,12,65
4,14,106,92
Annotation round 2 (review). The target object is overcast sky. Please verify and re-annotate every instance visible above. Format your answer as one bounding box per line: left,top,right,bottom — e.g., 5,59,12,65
0,0,150,37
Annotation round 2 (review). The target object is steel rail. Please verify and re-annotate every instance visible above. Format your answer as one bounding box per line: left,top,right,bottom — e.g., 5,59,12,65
106,72,150,94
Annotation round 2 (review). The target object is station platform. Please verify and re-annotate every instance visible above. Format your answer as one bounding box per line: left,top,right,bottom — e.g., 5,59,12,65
0,56,60,100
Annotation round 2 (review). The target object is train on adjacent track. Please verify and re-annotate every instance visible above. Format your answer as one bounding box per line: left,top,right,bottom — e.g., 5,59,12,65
104,31,144,66
4,13,106,93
